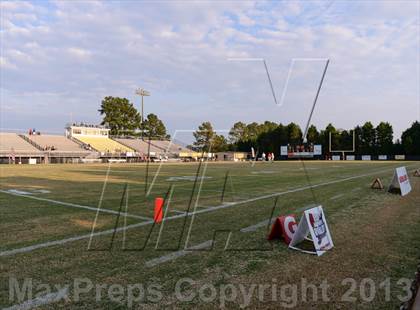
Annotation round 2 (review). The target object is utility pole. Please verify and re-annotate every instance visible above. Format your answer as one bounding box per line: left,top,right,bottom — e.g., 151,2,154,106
135,88,150,139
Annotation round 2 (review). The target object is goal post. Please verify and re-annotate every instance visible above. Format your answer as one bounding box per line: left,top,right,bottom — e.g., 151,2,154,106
329,130,355,160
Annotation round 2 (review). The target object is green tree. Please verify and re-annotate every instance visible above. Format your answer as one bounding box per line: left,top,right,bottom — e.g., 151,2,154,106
306,125,320,144
287,122,302,144
99,96,141,135
360,121,376,154
142,113,169,139
376,122,393,155
320,123,337,155
228,121,247,144
245,122,260,143
193,121,215,151
212,134,228,152
401,121,420,156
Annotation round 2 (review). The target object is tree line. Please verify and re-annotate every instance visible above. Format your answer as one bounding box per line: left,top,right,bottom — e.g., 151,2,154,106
191,120,420,157
98,96,419,156
98,96,169,139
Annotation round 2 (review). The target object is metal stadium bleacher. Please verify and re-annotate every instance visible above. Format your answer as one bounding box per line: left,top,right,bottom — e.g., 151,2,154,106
75,136,134,154
0,133,41,161
149,140,190,154
22,134,88,152
0,124,192,164
115,138,165,156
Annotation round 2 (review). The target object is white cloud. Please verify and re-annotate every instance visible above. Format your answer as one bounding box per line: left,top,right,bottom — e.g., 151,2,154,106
0,1,418,139
0,56,17,70
67,47,92,60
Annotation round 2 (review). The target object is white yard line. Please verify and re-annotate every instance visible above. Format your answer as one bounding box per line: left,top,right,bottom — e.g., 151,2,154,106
1,165,415,258
3,287,69,310
0,189,152,221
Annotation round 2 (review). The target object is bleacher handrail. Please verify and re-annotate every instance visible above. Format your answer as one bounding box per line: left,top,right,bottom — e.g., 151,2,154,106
18,134,44,151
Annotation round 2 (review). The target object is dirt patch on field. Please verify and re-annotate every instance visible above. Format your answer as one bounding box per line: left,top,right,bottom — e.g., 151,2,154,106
71,219,105,229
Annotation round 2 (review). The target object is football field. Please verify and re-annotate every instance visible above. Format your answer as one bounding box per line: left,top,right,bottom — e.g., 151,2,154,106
1,161,419,309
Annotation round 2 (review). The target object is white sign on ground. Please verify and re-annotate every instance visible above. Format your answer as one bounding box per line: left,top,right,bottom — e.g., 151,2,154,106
395,155,405,160
362,155,371,161
378,155,387,160
389,166,412,196
29,158,37,164
332,155,340,161
346,155,355,160
289,206,334,256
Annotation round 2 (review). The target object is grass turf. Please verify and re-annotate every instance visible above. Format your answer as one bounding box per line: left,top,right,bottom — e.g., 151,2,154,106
0,161,419,309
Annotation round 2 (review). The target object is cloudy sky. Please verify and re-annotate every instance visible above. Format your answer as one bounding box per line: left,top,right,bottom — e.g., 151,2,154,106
1,0,419,141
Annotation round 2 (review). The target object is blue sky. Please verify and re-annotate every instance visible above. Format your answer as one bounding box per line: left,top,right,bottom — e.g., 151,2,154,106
1,0,419,141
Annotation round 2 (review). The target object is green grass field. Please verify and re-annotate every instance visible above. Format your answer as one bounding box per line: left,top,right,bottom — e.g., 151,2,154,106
0,161,419,309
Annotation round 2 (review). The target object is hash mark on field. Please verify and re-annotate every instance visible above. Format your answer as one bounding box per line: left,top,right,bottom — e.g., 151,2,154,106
170,209,187,215
145,240,213,267
240,218,274,233
4,287,69,310
0,189,152,221
1,165,416,257
330,194,344,200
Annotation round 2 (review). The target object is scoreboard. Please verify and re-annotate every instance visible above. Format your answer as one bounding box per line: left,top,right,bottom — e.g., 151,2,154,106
280,144,322,158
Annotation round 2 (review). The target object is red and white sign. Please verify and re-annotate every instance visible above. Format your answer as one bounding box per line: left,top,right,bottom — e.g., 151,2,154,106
268,215,297,245
289,206,334,256
389,166,412,196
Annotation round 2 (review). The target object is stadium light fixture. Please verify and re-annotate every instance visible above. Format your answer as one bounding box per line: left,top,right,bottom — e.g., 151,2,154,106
135,88,150,138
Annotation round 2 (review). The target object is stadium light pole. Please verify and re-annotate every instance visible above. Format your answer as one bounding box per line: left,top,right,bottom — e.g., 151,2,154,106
135,88,150,139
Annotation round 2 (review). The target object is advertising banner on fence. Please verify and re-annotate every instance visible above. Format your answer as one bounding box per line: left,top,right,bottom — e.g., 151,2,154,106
362,155,371,161
280,146,288,156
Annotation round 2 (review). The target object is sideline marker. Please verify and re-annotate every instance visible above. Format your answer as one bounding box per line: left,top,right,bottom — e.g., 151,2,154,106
414,169,420,177
371,178,384,190
289,206,334,256
268,215,297,245
388,166,412,196
154,197,164,223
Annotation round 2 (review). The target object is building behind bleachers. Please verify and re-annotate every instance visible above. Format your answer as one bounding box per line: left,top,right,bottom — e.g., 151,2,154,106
66,125,135,155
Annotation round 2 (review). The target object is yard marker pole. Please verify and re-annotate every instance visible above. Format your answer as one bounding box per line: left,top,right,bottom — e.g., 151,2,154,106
145,137,151,196
220,170,230,203
303,59,329,142
110,183,129,250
